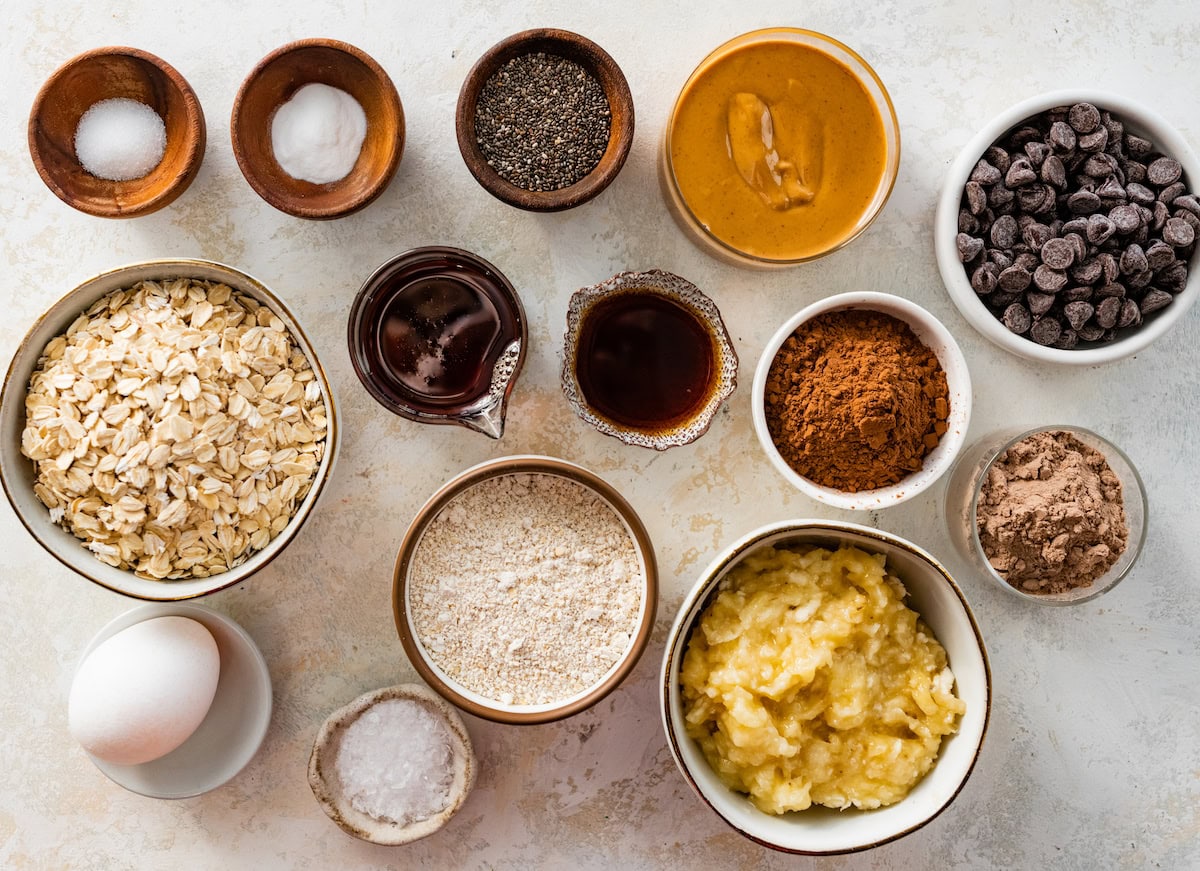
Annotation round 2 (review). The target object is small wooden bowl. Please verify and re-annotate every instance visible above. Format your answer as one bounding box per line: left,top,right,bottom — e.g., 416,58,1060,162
231,39,404,220
456,29,634,212
27,47,205,219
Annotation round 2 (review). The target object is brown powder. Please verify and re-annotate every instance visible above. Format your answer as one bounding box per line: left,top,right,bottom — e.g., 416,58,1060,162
976,430,1128,595
763,310,950,492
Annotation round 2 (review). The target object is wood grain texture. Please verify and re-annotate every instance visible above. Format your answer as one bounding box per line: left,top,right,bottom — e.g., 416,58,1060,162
27,46,205,218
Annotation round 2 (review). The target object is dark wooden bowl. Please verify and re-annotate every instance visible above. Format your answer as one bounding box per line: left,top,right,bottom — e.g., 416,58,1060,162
456,29,635,212
27,47,205,219
231,38,404,221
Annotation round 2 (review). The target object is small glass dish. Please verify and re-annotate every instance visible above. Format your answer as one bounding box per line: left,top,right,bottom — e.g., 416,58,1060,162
660,28,900,268
561,269,738,450
944,425,1147,605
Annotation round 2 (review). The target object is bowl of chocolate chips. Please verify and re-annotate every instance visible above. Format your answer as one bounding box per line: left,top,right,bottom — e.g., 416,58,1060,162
936,90,1200,364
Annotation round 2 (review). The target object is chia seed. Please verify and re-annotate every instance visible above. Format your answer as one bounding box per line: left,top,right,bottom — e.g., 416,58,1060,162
474,52,611,192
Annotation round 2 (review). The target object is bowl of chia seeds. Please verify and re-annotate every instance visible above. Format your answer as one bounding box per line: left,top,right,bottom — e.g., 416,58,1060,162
455,28,635,212
936,90,1200,364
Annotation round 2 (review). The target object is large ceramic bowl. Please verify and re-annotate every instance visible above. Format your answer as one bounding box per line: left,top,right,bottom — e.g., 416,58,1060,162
751,292,971,510
0,259,340,600
661,520,991,854
935,89,1200,364
393,455,657,724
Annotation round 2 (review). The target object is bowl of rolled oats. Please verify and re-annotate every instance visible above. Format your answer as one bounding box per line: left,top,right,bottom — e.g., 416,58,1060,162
0,259,339,599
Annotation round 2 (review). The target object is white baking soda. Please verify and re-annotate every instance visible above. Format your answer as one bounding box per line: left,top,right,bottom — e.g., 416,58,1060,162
335,700,454,825
74,98,167,181
270,83,367,184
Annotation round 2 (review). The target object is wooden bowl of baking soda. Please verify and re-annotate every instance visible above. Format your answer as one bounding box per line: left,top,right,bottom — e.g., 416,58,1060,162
28,46,206,218
232,38,404,220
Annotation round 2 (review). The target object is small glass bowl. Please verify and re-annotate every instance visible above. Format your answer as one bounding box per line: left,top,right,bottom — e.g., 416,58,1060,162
944,426,1147,605
660,28,900,268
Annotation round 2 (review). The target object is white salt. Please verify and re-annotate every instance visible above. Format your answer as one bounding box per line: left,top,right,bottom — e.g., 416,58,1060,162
335,699,454,825
74,98,166,181
270,83,367,184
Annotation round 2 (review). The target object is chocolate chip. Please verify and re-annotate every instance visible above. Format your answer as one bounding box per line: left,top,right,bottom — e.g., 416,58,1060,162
1015,251,1040,271
1145,240,1175,269
1062,217,1089,236
990,214,1019,248
1124,133,1153,158
1164,217,1196,247
965,181,988,215
1009,126,1042,149
998,265,1032,292
1025,141,1051,167
1040,237,1075,269
957,232,984,262
1002,303,1032,334
1053,328,1079,350
1140,288,1174,314
1120,243,1148,274
989,248,1015,269
990,291,1023,308
985,146,1011,174
1147,156,1183,186
1096,175,1127,201
970,159,1003,185
1174,208,1200,235
1048,121,1077,154
1096,282,1126,299
1158,181,1186,203
1038,154,1066,189
1077,322,1106,341
1152,200,1170,231
1029,317,1062,345
1062,285,1094,302
1027,291,1056,315
1117,299,1142,328
1157,262,1188,292
1068,102,1101,134
1033,264,1068,292
1086,213,1116,244
1173,193,1200,217
1109,204,1143,234
1023,223,1054,249
1095,296,1122,328
1005,157,1038,188
1071,258,1103,284
959,209,980,235
1069,190,1102,214
1079,127,1109,153
1098,252,1120,282
1065,232,1088,264
988,183,1015,207
1063,301,1095,330
1123,160,1147,184
1101,112,1124,143
971,263,1000,295
1127,182,1156,206
1127,269,1153,289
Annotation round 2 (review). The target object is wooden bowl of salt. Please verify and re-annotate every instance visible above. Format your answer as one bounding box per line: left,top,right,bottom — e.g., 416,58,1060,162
231,38,404,220
28,46,205,218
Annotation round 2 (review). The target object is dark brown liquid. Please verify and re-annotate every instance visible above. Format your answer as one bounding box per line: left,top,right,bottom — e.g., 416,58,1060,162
355,253,522,414
575,291,716,431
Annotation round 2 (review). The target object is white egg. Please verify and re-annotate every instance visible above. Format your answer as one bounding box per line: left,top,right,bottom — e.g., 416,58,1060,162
69,616,221,766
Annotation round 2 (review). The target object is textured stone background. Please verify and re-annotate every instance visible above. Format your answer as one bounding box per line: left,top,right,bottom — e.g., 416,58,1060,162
1,1,1197,869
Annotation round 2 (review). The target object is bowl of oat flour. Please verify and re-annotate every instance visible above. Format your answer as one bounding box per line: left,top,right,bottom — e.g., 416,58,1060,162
393,455,658,724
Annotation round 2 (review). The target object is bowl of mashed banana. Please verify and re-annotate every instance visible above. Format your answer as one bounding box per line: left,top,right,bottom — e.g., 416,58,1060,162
660,520,990,854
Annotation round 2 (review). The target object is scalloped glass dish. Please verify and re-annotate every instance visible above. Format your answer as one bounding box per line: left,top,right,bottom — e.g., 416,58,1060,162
561,270,737,450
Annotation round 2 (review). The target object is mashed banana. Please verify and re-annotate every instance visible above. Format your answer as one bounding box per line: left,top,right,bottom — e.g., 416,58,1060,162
680,544,965,813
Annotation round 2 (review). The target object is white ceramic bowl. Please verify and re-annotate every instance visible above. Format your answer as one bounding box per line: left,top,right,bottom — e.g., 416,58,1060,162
661,520,991,855
75,602,272,798
308,683,477,845
751,292,971,510
935,89,1200,365
0,259,340,600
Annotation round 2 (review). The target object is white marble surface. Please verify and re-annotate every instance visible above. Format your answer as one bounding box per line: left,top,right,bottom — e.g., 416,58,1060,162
2,1,1198,868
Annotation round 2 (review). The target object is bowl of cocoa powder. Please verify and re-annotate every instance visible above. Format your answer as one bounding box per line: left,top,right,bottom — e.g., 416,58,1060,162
752,292,972,510
944,426,1147,604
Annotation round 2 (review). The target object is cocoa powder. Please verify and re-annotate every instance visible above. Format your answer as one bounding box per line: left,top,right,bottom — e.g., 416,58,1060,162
763,310,950,492
976,430,1128,595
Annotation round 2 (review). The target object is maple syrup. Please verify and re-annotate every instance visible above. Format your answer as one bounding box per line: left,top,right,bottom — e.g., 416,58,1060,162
574,290,716,432
349,248,525,423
